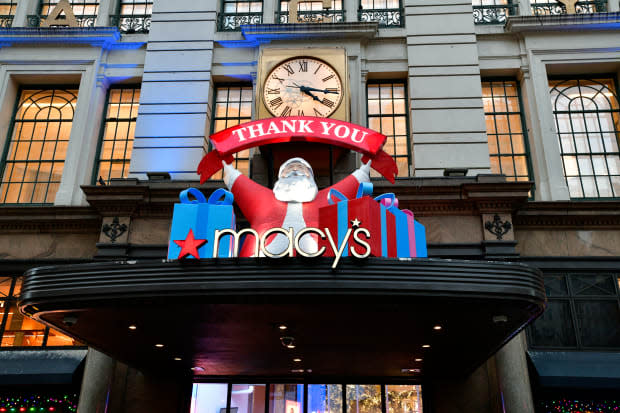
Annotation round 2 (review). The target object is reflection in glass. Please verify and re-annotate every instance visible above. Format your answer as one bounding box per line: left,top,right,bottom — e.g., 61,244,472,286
346,385,381,413
386,385,422,413
0,277,11,298
46,328,83,346
232,384,266,413
309,384,342,413
0,303,46,347
191,383,229,413
270,384,303,413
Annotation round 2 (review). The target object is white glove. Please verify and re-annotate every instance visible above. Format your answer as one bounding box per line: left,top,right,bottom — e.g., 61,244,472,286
222,160,241,190
352,160,371,183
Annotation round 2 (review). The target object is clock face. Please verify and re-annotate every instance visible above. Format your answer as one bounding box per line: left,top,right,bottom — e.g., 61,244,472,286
263,57,343,118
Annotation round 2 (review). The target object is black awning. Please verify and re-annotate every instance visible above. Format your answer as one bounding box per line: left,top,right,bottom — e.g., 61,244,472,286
528,350,620,389
0,349,87,385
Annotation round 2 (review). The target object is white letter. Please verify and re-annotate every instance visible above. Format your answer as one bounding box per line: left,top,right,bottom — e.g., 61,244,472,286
319,121,336,136
351,130,368,144
334,125,350,139
298,119,314,133
267,121,282,135
213,228,259,258
294,227,326,258
232,128,247,142
350,227,371,258
325,227,352,269
280,120,297,133
246,123,266,138
261,227,294,258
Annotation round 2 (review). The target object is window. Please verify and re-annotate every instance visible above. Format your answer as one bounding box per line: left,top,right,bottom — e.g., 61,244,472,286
210,85,252,179
358,0,403,27
0,275,82,347
531,0,606,15
33,0,99,26
549,78,620,198
0,88,78,204
94,87,140,185
218,0,263,31
367,81,411,177
0,0,16,27
112,0,152,33
472,0,518,24
528,272,620,350
278,0,344,24
482,80,533,184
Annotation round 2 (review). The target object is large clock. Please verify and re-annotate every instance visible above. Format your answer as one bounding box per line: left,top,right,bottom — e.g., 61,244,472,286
262,57,343,118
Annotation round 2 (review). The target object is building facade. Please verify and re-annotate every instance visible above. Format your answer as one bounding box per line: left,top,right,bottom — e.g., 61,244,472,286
0,0,619,412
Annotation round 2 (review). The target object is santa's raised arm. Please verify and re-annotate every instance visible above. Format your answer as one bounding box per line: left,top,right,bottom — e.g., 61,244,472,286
222,157,371,257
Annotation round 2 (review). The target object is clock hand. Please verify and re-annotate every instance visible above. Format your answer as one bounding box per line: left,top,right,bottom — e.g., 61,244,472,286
299,86,322,103
288,83,338,95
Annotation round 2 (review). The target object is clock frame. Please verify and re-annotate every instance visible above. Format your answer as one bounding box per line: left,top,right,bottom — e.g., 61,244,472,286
257,48,349,121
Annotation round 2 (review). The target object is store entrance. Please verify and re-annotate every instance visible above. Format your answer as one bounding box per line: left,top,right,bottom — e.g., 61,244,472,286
191,383,423,413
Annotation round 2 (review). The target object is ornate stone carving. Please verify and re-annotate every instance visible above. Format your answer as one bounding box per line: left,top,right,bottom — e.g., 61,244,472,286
101,217,129,243
484,214,512,240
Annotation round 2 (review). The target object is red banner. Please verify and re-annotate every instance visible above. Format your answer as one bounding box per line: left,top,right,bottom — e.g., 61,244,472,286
197,117,398,183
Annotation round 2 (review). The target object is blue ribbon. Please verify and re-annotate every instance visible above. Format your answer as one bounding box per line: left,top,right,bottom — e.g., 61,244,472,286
207,188,234,205
328,182,374,205
179,187,234,205
374,192,396,209
179,188,207,204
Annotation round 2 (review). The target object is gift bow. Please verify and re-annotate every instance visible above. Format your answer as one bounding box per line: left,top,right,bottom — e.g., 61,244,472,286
327,182,374,205
179,188,234,205
379,195,415,219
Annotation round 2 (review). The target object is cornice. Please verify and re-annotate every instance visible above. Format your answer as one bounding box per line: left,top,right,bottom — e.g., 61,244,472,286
514,201,620,229
0,206,100,233
505,12,620,33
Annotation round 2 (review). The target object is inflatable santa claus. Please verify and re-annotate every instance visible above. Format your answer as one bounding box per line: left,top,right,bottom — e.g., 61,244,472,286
222,157,370,257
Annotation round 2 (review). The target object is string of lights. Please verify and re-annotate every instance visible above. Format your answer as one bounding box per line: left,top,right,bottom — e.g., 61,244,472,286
0,395,78,413
540,399,620,413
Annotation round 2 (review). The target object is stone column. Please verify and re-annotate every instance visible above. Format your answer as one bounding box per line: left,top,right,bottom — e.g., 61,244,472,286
129,0,216,180
518,51,569,201
77,349,116,413
12,0,39,27
96,0,117,26
608,0,619,12
55,62,109,206
405,0,491,177
262,0,276,23
517,0,532,16
344,0,358,22
495,332,535,413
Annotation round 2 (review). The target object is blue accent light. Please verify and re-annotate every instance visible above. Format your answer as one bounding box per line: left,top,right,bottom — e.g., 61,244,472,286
0,27,145,50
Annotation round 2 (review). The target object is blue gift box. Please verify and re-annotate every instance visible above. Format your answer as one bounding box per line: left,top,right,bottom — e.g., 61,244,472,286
377,193,412,258
167,188,235,259
414,219,428,258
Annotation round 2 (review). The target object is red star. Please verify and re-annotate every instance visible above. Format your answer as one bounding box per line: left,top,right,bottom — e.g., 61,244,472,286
174,229,207,259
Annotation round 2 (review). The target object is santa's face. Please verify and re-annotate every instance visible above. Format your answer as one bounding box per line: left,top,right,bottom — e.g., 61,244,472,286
273,163,318,203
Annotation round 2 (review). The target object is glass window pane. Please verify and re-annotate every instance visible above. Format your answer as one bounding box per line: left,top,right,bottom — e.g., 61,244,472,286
0,303,46,347
0,277,12,298
346,385,381,413
269,384,303,413
575,300,620,347
528,300,577,348
386,385,422,413
232,384,266,413
46,328,83,346
309,385,342,413
191,383,229,413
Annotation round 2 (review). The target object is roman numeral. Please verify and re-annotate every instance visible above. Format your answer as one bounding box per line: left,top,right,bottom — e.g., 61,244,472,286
321,98,335,108
281,106,292,117
269,97,283,110
298,60,308,72
267,88,280,94
314,64,322,74
313,108,323,117
297,109,305,116
322,74,335,82
283,64,294,75
325,88,338,94
272,75,285,84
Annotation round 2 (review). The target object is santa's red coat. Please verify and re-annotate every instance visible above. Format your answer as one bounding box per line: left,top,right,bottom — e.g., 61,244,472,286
231,174,361,257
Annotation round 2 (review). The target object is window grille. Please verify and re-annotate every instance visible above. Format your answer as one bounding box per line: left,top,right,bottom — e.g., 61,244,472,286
0,88,78,204
218,0,263,31
366,81,411,178
358,0,403,27
472,0,518,24
0,0,17,27
94,87,140,185
482,79,533,184
549,78,620,199
277,0,344,24
210,85,253,179
111,0,152,33
30,0,99,27
530,0,606,15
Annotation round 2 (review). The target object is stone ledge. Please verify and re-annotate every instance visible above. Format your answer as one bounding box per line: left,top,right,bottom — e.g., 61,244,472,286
506,11,620,32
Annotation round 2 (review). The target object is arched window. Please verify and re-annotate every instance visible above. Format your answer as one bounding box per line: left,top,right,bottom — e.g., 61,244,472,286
550,78,620,198
0,88,78,204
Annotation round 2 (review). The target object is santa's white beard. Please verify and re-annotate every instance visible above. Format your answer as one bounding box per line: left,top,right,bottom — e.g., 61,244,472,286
273,174,318,202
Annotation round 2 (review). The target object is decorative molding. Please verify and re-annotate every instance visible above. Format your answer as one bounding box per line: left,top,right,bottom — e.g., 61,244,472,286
515,201,620,229
0,206,100,233
484,214,513,240
101,217,128,243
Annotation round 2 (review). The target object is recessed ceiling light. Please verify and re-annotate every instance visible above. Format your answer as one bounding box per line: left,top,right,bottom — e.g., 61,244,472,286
414,358,423,362
293,358,302,362
433,325,442,331
155,343,164,348
401,368,421,373
286,344,296,349
422,344,431,348
291,369,304,373
191,366,205,371
128,325,137,330
174,357,182,361
278,324,288,330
